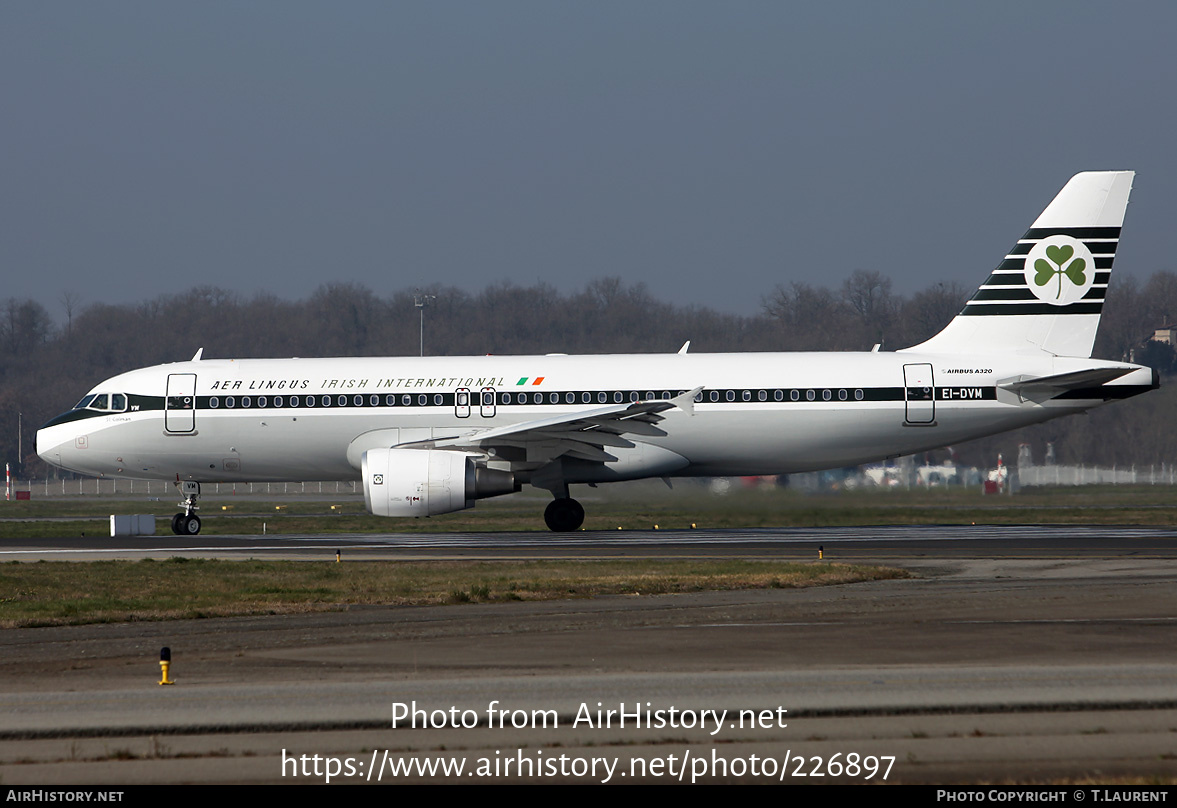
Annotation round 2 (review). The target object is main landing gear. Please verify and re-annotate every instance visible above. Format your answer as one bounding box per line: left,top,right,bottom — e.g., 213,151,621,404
544,497,584,532
171,480,202,535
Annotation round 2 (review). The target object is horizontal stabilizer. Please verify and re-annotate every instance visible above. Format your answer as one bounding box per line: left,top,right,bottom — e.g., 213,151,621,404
998,367,1133,398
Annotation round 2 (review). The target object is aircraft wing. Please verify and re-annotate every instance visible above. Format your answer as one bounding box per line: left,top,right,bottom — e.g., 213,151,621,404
428,387,702,464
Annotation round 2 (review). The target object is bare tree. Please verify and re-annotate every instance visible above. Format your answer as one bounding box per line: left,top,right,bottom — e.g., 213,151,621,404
900,282,968,347
763,282,851,350
841,269,897,347
58,291,82,337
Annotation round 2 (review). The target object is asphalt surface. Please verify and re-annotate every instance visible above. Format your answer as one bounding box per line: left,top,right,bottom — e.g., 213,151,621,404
1,526,1176,784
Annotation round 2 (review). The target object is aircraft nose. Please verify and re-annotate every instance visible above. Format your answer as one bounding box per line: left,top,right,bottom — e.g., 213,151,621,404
36,422,78,473
36,426,62,467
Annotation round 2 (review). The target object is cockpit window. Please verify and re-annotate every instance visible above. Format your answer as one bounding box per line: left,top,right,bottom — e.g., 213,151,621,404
77,392,128,412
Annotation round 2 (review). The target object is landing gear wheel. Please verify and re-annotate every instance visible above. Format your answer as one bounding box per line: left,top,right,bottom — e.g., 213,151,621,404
173,481,202,536
544,498,585,532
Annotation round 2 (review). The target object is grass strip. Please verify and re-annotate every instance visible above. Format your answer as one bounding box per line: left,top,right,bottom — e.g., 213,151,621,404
0,558,907,628
4,485,1177,536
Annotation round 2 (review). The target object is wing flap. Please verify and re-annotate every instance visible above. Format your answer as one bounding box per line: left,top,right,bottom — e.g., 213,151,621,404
433,387,702,466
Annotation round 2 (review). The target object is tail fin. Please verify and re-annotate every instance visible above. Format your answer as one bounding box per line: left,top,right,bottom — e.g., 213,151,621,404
905,171,1134,358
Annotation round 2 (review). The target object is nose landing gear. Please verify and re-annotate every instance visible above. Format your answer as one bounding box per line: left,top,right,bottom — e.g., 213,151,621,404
171,480,202,535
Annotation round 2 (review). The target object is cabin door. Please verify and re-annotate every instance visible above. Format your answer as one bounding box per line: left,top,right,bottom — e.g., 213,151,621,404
165,373,197,433
903,364,935,425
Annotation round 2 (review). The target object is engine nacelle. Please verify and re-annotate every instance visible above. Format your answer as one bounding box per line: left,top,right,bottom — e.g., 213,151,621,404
362,448,517,517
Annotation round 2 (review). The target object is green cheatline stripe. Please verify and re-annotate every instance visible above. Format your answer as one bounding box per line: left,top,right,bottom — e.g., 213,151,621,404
516,377,528,385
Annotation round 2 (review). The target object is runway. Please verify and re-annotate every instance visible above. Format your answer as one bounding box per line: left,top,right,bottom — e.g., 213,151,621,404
1,525,1176,783
6,523,1177,560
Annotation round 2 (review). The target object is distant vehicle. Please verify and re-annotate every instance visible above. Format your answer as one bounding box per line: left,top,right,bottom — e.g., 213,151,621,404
38,172,1155,533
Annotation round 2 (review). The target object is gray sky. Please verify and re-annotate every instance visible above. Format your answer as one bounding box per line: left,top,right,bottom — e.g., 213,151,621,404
4,1,1176,316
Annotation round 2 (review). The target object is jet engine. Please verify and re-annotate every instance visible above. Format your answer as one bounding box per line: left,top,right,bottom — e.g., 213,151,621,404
361,448,517,517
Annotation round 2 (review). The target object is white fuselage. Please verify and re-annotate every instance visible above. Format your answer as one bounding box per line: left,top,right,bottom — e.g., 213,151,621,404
35,350,1155,486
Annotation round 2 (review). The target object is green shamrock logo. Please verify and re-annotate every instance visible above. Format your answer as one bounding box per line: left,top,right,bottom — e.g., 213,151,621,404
1033,244,1086,300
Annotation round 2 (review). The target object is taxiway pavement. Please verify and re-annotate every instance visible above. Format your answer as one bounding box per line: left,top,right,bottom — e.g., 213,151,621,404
1,526,1175,783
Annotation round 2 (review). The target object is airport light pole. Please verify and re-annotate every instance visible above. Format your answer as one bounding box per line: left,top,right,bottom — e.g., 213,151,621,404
414,292,436,357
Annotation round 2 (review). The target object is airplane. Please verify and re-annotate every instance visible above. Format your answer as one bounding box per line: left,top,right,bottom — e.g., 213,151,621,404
37,171,1157,534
